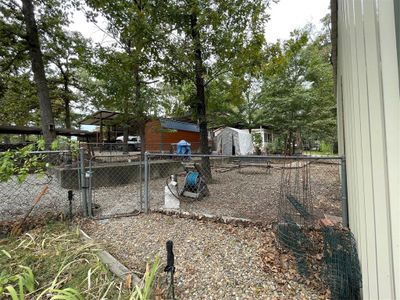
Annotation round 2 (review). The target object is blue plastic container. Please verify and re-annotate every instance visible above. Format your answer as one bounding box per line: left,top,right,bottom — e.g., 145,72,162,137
177,140,191,157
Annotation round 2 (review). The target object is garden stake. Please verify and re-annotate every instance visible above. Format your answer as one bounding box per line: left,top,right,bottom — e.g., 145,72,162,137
164,240,175,300
11,185,48,236
68,190,73,221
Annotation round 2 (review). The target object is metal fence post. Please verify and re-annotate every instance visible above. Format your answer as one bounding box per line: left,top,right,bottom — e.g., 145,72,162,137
144,152,149,213
79,148,88,217
341,157,349,227
139,154,143,211
86,167,93,218
68,190,73,221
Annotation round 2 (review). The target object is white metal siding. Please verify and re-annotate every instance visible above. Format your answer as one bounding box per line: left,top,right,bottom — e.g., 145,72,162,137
337,0,400,298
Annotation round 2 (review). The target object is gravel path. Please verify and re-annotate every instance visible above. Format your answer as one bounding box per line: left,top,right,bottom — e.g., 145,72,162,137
82,213,326,299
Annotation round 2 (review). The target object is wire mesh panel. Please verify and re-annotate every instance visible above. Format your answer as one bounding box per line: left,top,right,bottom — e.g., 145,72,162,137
87,154,142,218
322,227,362,300
0,150,81,223
145,154,345,224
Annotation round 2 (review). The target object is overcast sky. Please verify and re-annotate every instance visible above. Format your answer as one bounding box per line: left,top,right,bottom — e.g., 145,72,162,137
70,0,331,44
265,0,330,42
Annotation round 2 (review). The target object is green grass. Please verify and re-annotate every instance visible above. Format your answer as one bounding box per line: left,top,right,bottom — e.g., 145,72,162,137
0,222,160,300
303,150,333,156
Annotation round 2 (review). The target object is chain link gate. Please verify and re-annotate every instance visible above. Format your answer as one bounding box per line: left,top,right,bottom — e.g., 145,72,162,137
84,153,143,218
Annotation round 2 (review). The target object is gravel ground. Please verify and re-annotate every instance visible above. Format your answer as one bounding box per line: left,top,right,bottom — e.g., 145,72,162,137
148,162,342,223
91,185,141,216
0,173,81,222
82,213,327,299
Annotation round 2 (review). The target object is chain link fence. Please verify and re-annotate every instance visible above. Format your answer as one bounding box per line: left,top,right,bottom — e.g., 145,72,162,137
0,150,81,225
143,153,347,224
1,149,347,226
85,154,143,218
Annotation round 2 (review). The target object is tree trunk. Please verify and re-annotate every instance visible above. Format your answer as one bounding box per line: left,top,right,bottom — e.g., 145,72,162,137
123,124,129,153
133,63,146,158
21,0,55,148
64,97,71,129
287,131,293,156
190,11,211,179
62,74,71,129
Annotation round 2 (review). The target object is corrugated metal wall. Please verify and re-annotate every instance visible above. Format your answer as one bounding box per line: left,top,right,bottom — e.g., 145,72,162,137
337,0,400,298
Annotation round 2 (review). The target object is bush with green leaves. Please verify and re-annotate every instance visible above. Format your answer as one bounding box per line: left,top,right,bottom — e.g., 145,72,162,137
0,142,48,183
251,132,263,154
266,137,285,154
0,137,80,183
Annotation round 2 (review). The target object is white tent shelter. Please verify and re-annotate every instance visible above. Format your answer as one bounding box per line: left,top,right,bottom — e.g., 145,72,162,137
215,127,254,155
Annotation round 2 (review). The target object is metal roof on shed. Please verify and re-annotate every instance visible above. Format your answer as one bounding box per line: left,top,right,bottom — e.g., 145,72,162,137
160,119,199,133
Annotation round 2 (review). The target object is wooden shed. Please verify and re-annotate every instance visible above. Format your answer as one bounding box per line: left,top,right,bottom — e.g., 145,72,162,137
145,119,200,152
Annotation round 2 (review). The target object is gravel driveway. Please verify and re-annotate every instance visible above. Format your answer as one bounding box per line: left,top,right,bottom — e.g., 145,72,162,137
82,213,327,299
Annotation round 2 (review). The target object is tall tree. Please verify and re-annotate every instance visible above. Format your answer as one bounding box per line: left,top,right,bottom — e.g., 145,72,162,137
258,24,336,155
160,0,268,176
163,1,267,152
85,0,163,154
21,0,55,146
45,31,91,129
1,0,77,143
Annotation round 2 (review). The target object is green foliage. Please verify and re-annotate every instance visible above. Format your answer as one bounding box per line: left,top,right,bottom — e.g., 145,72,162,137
158,0,269,152
0,266,35,300
0,0,92,128
0,74,40,126
50,137,80,157
257,22,336,153
84,0,163,132
0,137,78,183
319,141,333,154
0,222,160,300
267,137,285,154
0,142,47,183
129,256,160,300
1,0,336,157
252,132,262,148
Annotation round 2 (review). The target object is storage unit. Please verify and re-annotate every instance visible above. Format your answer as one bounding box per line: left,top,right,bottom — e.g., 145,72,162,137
145,119,201,152
214,127,254,155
